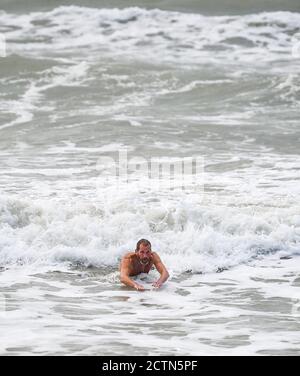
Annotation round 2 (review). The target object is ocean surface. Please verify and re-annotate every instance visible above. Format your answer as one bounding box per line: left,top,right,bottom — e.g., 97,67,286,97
0,0,300,355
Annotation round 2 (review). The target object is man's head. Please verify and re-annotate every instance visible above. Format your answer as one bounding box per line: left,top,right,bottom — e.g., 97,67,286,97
135,239,152,265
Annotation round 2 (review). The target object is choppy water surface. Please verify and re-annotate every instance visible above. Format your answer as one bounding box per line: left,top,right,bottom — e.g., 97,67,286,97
0,0,300,355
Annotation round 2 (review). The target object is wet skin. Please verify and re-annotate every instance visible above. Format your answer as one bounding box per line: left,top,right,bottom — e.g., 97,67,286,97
120,244,169,291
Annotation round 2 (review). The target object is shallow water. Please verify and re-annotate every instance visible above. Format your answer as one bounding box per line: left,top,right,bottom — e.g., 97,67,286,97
1,256,300,355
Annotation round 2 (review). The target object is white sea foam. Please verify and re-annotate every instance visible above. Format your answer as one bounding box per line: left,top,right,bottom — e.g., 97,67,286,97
1,7,300,65
0,187,299,274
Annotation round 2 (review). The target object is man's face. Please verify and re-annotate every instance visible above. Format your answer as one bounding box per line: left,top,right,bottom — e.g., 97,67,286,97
137,244,152,264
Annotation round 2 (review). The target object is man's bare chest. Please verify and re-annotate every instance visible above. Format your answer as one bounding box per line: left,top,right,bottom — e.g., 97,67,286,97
130,261,154,276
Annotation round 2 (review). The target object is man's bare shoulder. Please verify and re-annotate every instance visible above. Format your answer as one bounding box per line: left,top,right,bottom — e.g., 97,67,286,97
151,252,161,261
122,252,136,261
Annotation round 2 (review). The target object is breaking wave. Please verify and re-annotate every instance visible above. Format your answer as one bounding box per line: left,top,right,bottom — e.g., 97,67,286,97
1,193,299,274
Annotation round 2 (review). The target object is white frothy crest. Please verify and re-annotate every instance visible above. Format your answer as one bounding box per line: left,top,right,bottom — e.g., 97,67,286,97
0,193,300,274
1,7,300,64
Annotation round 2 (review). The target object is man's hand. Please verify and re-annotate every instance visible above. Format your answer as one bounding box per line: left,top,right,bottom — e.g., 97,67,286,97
152,253,169,288
134,283,145,291
152,280,163,289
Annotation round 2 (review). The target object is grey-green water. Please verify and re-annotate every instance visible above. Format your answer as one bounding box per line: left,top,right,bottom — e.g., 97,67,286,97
0,0,300,356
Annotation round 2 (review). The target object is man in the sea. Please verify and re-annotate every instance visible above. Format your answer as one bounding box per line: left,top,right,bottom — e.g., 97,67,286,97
120,239,169,291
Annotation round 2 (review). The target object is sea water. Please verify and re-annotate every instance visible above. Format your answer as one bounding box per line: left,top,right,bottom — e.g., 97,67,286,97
0,0,300,355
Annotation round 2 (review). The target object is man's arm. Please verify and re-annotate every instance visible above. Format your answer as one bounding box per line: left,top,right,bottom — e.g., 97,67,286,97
120,256,145,291
152,252,169,288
